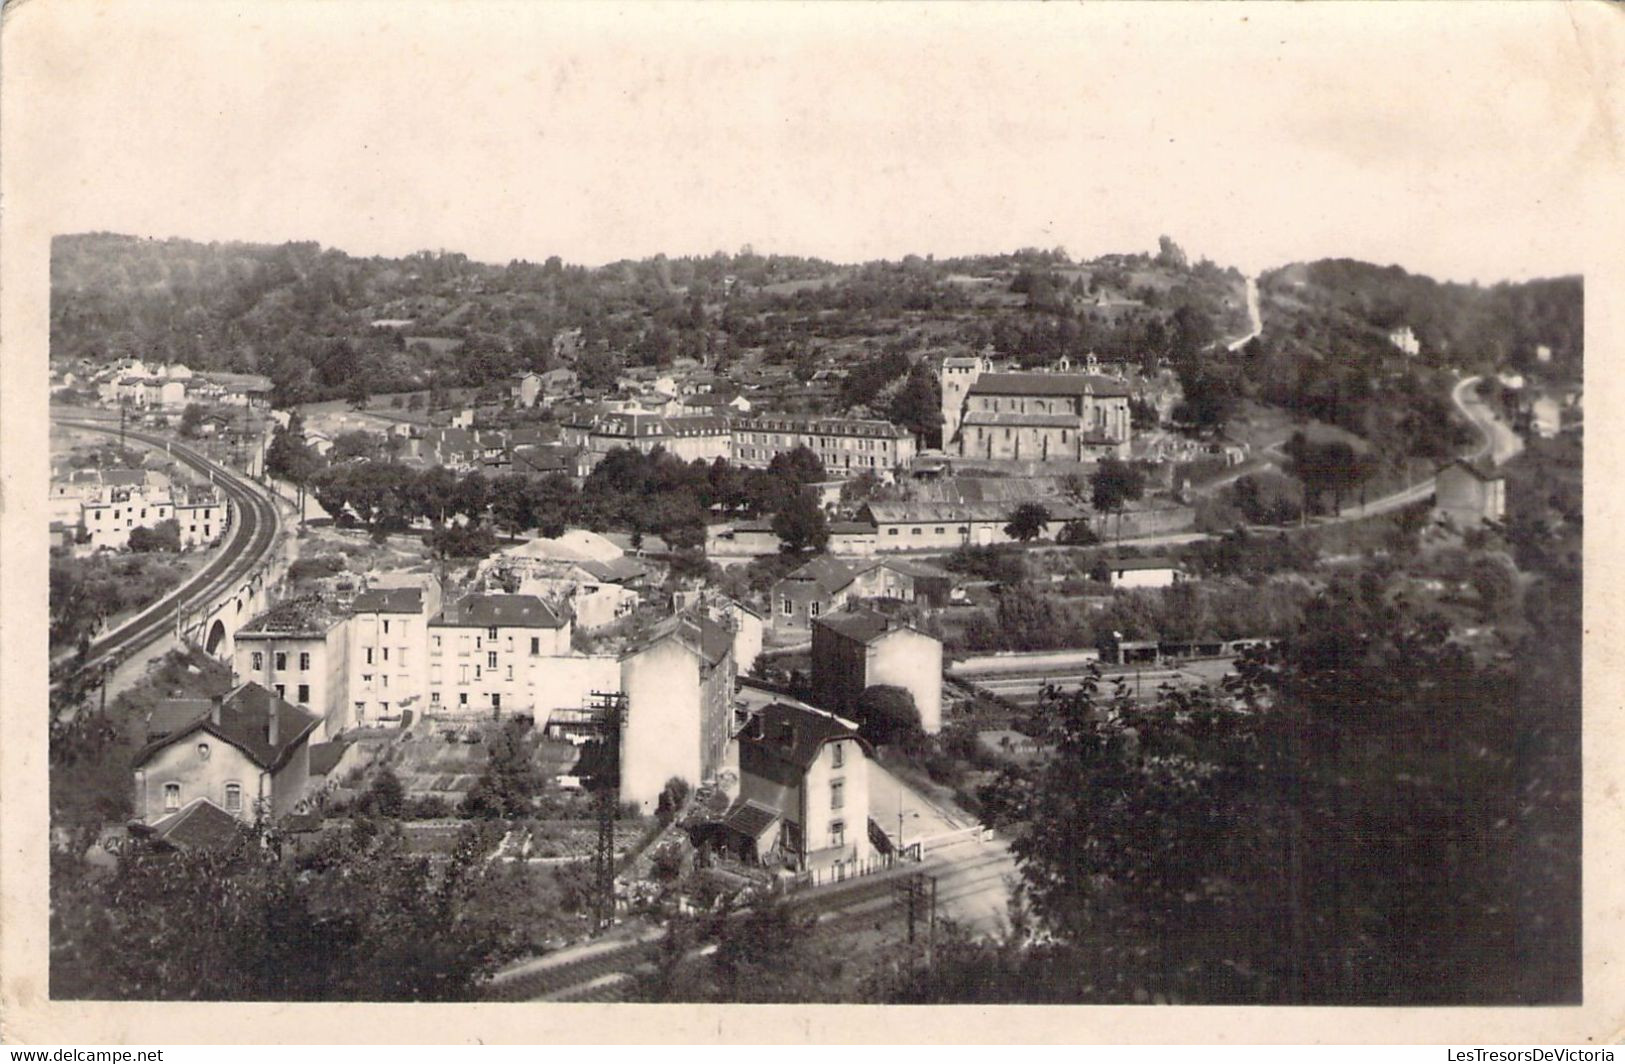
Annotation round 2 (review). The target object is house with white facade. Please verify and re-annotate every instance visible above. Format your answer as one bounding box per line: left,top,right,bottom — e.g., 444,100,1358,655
427,594,572,718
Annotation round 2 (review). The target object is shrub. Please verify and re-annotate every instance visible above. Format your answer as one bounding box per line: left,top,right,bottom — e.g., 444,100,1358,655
655,777,692,825
855,685,923,747
128,520,180,553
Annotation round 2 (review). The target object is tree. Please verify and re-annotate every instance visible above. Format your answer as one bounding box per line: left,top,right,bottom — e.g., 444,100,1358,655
346,373,371,410
1004,502,1051,543
1090,457,1146,545
772,489,828,555
487,473,533,538
886,360,942,448
177,403,205,439
50,819,508,1001
1468,555,1519,618
459,720,542,819
356,767,406,819
127,520,180,553
266,414,321,485
854,685,922,746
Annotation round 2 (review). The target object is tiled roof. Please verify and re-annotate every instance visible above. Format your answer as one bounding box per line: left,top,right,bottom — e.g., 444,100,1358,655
663,415,731,435
722,798,781,839
627,610,733,666
741,703,867,774
734,414,910,438
577,556,651,584
239,596,349,636
863,500,1084,524
779,556,857,597
134,683,321,773
434,593,566,629
351,587,424,614
143,798,251,853
961,411,1085,429
307,740,352,777
967,371,1131,398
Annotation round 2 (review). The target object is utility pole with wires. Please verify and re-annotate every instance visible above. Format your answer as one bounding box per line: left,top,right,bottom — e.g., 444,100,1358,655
588,689,628,933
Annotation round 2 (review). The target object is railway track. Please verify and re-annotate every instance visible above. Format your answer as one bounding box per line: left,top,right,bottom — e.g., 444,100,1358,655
484,843,1016,1002
52,418,282,693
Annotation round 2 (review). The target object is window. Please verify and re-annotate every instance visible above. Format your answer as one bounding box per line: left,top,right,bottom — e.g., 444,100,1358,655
831,742,844,769
361,673,373,685
487,651,498,669
399,647,408,666
197,742,211,761
474,665,482,680
492,693,502,709
809,601,821,618
888,528,899,536
488,626,499,641
432,635,443,655
530,637,540,655
274,652,287,670
460,665,469,683
381,675,388,688
299,652,311,671
297,683,310,704
274,683,285,699
830,779,844,810
911,528,922,536
365,647,374,665
782,598,793,615
430,692,441,705
934,526,945,535
251,651,263,670
382,619,390,635
506,665,514,681
354,700,365,716
379,701,388,715
163,783,181,811
224,783,242,814
829,820,845,848
459,692,469,706
458,635,471,654
381,647,390,662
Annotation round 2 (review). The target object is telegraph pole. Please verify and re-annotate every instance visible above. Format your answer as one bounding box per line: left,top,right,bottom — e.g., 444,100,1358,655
591,689,628,933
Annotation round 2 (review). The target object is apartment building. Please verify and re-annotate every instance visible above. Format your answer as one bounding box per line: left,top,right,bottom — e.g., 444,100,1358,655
427,593,572,717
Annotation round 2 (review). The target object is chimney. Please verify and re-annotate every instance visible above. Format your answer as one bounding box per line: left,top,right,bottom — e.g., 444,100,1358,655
210,694,223,727
267,697,279,747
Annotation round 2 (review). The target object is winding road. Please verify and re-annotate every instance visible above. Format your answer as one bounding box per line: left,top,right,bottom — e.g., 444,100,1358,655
52,414,282,689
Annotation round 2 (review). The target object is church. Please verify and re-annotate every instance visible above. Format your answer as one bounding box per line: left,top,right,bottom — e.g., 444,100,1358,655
940,353,1133,462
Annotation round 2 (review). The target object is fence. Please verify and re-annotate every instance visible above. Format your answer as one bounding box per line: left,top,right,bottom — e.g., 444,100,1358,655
914,825,992,855
784,850,915,892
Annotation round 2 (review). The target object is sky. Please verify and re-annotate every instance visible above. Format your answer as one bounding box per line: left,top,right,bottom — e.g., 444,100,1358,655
4,0,1619,284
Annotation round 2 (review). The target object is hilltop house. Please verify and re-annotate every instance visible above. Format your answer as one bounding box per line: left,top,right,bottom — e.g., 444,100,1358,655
132,683,321,828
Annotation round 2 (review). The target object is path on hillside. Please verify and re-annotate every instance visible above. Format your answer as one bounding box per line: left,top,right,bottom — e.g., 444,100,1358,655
1223,276,1263,351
